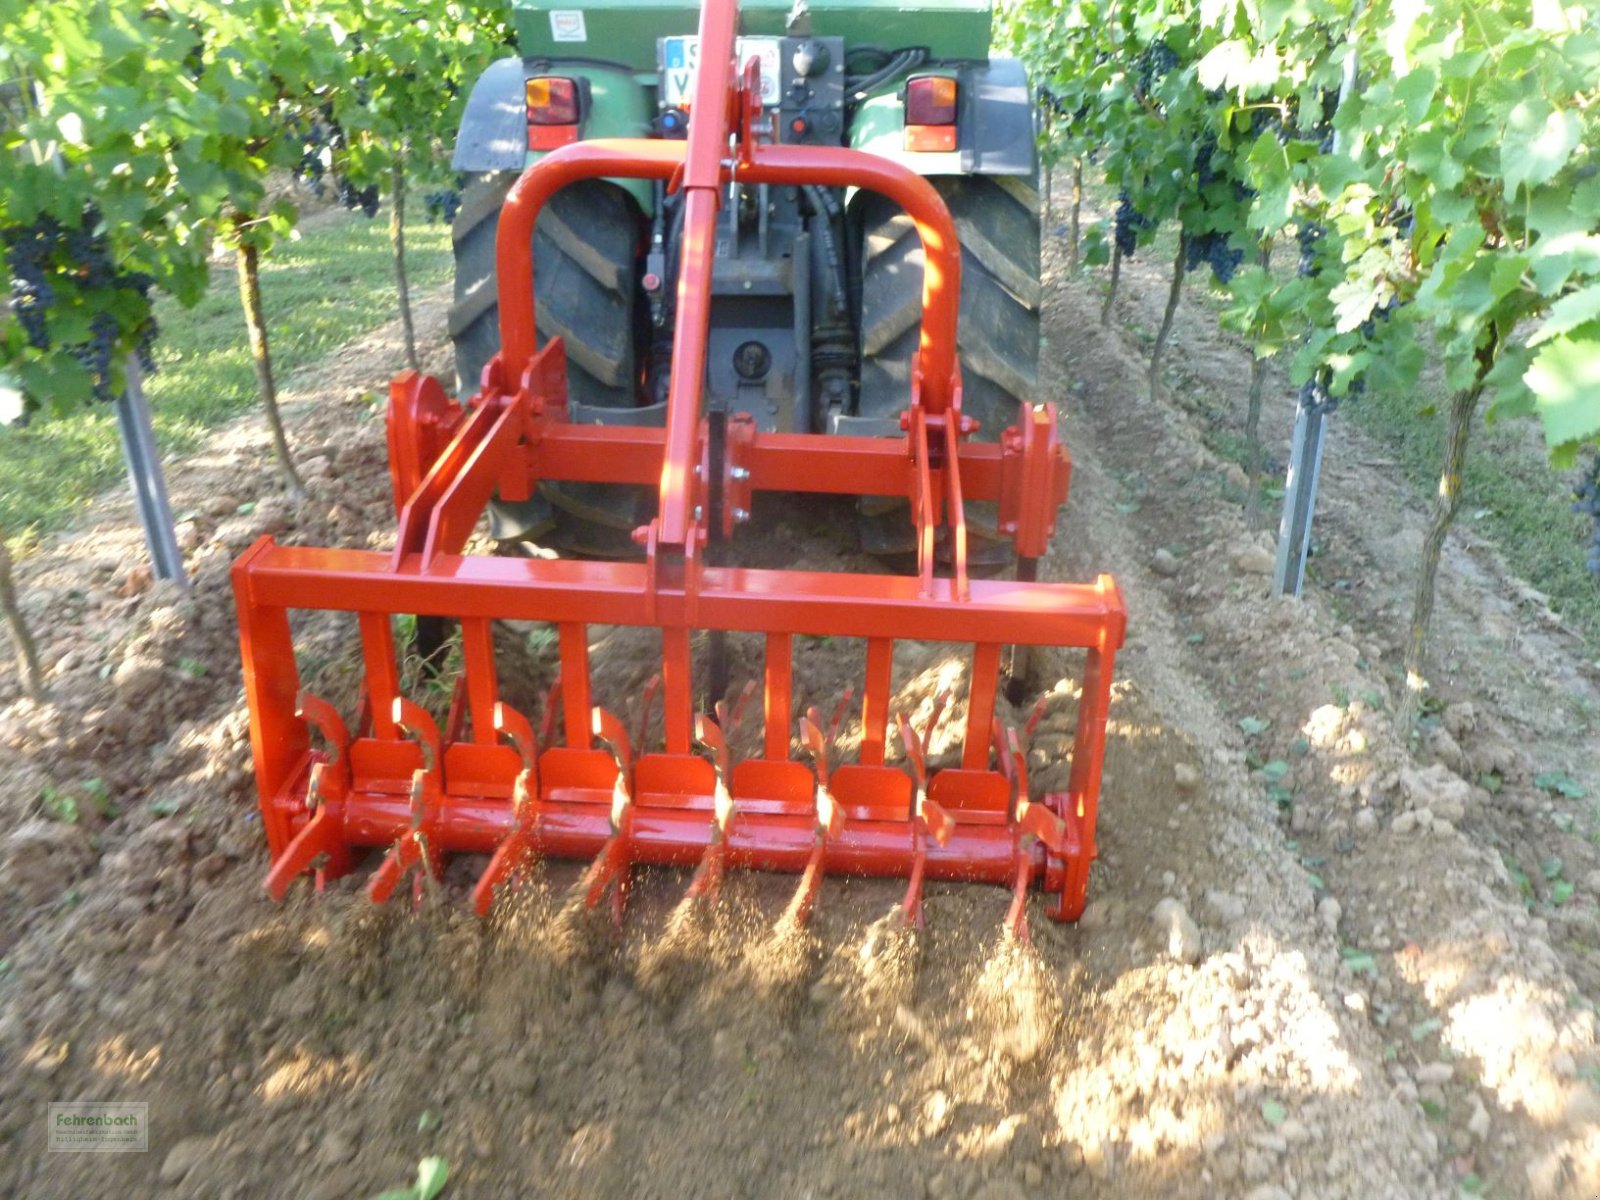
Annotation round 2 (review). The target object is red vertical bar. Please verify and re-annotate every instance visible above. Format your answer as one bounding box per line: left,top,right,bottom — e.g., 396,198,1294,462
460,617,498,745
1053,638,1118,921
559,622,591,749
233,546,305,858
656,0,737,547
359,611,400,739
963,642,1001,770
662,626,692,755
1067,640,1117,844
860,638,893,766
764,632,792,760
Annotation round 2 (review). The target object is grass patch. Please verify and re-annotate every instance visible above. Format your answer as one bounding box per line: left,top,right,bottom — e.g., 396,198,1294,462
1070,179,1600,654
1345,385,1600,649
0,208,452,542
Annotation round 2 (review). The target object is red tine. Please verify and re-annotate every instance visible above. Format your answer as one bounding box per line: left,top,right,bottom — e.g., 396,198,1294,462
728,678,757,734
1007,727,1030,798
695,712,731,777
1008,725,1065,851
494,701,539,771
1024,693,1050,741
781,839,827,927
295,691,351,765
925,688,949,751
634,673,662,757
993,720,1015,784
896,711,927,782
443,673,470,745
393,697,443,774
540,673,564,747
592,706,634,776
901,843,928,928
799,712,842,838
800,710,828,778
827,686,855,745
1004,854,1033,944
897,711,952,847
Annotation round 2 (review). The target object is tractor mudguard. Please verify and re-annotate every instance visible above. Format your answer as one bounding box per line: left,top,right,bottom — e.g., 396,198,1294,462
849,57,1035,177
452,57,656,212
451,57,531,173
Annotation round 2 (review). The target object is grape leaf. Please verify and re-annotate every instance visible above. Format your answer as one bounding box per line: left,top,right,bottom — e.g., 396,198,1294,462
1502,101,1581,197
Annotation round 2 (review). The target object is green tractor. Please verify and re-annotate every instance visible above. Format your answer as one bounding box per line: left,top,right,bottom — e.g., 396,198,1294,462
448,0,1040,558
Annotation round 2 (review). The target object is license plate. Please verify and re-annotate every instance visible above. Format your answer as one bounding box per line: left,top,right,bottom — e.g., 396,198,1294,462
660,35,782,108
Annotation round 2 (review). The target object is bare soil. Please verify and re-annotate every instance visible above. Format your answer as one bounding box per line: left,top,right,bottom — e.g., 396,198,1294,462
2,208,1598,1200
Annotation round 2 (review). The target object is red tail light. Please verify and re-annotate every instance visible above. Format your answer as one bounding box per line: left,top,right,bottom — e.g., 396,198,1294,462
905,75,957,152
527,76,581,149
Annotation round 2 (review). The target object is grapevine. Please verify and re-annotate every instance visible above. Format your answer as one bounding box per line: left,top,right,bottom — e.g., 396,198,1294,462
1112,193,1154,258
3,211,160,408
1575,457,1600,578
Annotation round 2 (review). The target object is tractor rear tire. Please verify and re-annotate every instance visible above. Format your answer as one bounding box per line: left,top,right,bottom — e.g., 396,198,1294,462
855,174,1042,559
448,172,650,556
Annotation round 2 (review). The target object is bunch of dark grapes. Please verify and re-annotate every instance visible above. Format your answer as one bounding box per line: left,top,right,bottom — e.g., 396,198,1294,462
335,179,380,218
1133,40,1179,100
3,212,159,400
424,187,463,224
1114,192,1154,257
1183,231,1244,284
1357,298,1402,340
291,114,346,197
1296,223,1324,277
4,219,56,350
1194,134,1217,188
1573,456,1600,576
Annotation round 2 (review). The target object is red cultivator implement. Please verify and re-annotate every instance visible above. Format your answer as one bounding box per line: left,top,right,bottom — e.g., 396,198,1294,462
233,0,1125,935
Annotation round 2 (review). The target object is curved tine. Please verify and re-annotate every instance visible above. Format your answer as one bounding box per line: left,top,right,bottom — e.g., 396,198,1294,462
727,679,757,735
799,712,827,759
539,674,564,747
826,686,855,747
896,711,927,787
924,689,949,753
296,692,352,768
493,701,538,770
393,697,443,774
695,712,730,775
1007,726,1030,801
799,713,830,788
993,720,1016,784
1024,693,1050,742
634,674,661,757
591,705,633,774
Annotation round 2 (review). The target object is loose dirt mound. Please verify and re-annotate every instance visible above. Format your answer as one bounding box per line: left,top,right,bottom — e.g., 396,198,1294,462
2,212,1598,1199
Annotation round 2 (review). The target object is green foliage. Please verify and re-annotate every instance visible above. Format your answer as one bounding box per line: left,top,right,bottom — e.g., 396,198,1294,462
0,214,450,542
1002,0,1600,458
318,1,502,192
2,1,500,419
0,1,341,409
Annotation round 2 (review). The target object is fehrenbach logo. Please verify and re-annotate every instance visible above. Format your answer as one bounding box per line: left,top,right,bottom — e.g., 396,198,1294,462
48,1103,148,1153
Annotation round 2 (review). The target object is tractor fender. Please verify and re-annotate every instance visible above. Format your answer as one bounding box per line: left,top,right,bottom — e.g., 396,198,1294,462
451,57,533,173
849,57,1036,178
451,57,656,213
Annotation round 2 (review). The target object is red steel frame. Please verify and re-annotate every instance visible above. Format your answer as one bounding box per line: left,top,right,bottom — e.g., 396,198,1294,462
232,0,1126,932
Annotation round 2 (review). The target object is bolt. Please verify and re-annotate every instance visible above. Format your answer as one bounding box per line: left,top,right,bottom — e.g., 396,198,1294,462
731,466,750,481
733,508,750,523
693,505,703,520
